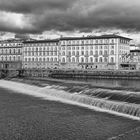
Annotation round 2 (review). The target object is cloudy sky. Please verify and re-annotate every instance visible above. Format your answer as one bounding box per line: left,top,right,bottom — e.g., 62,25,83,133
0,0,140,42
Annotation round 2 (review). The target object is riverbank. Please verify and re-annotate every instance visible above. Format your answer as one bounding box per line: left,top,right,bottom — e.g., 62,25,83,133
0,80,140,140
19,69,140,80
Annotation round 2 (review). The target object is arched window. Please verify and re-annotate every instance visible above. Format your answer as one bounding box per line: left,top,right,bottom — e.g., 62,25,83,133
104,57,108,62
72,57,75,63
47,58,49,62
111,57,114,63
32,58,34,61
51,58,53,62
90,57,93,63
99,57,103,63
43,58,45,61
62,58,65,63
13,56,16,61
86,57,88,63
76,57,79,63
81,57,84,63
54,58,57,62
68,57,71,62
95,58,98,62
39,58,42,61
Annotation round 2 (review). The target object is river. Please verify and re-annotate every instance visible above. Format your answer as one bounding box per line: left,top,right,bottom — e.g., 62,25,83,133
0,79,140,140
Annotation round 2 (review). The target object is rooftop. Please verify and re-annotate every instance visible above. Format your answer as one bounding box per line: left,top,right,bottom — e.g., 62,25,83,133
23,39,59,44
60,34,132,41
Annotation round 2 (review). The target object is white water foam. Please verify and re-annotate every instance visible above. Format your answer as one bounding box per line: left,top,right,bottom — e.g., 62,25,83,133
0,80,140,121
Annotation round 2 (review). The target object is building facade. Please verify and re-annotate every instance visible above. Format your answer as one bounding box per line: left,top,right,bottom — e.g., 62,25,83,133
0,40,23,70
0,34,132,71
23,40,59,69
59,35,131,70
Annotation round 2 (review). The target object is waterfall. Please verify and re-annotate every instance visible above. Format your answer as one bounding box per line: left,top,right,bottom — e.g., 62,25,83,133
0,80,140,120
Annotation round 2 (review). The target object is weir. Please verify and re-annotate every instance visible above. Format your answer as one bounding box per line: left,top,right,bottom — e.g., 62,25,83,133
0,80,140,120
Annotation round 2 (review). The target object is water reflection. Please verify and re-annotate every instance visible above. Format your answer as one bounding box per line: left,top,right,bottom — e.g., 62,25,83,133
83,79,140,89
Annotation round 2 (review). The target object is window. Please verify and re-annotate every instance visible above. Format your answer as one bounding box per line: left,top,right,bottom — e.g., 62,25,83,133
72,51,75,56
68,58,71,62
81,57,84,63
76,51,79,56
72,57,75,63
81,51,84,55
99,57,103,63
95,58,98,62
68,51,71,56
54,58,57,62
76,57,79,63
111,50,114,55
95,51,98,55
104,50,108,55
104,57,108,62
90,57,93,63
18,56,20,61
90,51,93,55
111,57,114,63
62,58,65,63
77,47,79,50
62,51,65,56
99,51,102,55
90,46,93,50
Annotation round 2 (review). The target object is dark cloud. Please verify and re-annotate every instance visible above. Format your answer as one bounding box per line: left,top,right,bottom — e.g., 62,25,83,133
0,0,140,34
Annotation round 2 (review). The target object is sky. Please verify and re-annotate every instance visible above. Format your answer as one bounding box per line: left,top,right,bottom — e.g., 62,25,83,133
0,0,140,43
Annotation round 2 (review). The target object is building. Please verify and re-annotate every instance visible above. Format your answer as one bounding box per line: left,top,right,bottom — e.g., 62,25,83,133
0,40,23,70
23,39,59,69
0,34,132,71
129,49,140,70
59,34,132,70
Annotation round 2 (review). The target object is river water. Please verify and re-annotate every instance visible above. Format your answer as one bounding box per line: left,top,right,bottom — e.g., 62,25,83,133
0,79,140,140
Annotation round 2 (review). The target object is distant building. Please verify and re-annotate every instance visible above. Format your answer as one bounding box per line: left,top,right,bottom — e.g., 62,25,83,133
129,49,140,70
0,40,23,70
23,39,59,69
59,34,132,70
